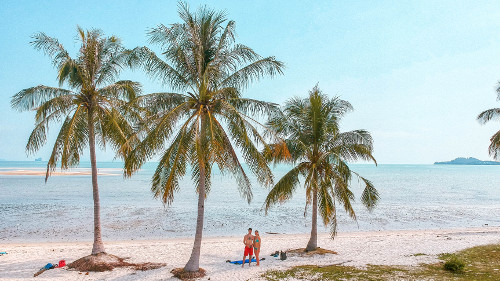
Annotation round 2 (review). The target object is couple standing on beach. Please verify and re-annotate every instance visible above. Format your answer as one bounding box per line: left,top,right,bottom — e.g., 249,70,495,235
242,228,261,267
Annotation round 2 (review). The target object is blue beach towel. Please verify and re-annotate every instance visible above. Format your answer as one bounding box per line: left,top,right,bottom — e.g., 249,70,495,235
228,258,257,264
227,258,264,265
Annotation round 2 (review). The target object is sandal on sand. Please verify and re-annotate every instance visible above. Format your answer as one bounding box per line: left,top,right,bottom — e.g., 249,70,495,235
33,260,66,277
34,264,54,277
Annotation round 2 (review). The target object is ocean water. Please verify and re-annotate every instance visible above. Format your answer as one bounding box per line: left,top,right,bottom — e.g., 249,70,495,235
1,161,499,242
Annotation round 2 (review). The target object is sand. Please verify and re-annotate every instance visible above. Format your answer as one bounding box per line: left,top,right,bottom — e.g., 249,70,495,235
0,227,499,280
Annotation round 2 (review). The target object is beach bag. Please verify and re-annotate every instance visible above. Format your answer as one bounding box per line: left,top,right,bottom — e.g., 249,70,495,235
279,251,287,260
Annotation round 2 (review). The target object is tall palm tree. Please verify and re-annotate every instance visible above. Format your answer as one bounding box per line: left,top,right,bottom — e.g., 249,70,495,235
477,86,500,158
264,86,379,251
11,27,141,256
124,2,284,273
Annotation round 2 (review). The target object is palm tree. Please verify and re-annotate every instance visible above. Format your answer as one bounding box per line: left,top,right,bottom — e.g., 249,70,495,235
264,86,379,251
11,27,141,257
477,86,500,158
124,2,284,273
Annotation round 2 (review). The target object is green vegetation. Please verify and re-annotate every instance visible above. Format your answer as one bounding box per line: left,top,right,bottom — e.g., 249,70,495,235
262,244,500,281
443,254,465,273
263,86,378,251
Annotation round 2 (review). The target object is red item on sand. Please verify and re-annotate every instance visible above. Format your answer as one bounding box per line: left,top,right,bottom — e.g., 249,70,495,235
58,260,66,267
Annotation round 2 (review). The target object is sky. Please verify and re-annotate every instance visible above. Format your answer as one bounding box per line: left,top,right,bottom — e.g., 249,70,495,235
2,0,500,164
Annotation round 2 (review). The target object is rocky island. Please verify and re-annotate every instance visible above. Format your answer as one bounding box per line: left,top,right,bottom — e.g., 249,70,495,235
434,157,500,165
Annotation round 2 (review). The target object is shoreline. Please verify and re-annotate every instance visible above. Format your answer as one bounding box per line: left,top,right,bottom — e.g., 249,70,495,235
0,168,121,176
2,225,498,245
1,226,499,280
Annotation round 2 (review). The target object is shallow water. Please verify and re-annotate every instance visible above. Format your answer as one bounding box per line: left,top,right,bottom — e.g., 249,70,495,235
1,161,499,242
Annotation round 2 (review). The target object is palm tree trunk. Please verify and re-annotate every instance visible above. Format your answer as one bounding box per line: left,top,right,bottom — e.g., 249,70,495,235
306,188,318,251
184,115,206,272
88,108,106,255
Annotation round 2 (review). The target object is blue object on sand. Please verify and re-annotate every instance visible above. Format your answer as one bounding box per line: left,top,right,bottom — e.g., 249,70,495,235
0,252,7,255
228,258,257,265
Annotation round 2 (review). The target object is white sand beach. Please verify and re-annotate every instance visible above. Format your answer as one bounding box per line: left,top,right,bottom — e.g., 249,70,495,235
1,227,499,281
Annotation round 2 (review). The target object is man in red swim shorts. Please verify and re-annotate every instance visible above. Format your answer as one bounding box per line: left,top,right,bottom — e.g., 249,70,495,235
242,227,254,268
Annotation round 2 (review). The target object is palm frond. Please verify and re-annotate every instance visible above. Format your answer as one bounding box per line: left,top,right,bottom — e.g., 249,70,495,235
220,57,284,90
45,106,88,181
124,101,193,177
129,46,191,91
225,108,274,187
263,163,306,213
95,40,128,86
26,100,78,155
134,92,189,116
11,86,74,112
333,179,356,220
358,175,379,211
57,58,81,88
227,97,280,118
34,95,77,123
94,106,139,159
210,20,236,70
210,44,261,79
477,108,500,124
152,119,195,204
329,209,338,239
262,140,292,164
207,113,252,202
318,180,336,226
30,32,71,69
329,130,376,164
98,80,141,101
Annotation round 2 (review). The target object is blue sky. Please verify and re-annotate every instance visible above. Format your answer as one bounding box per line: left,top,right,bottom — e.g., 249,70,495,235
2,0,500,164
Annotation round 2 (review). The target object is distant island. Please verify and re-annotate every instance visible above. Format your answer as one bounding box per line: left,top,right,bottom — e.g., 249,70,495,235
434,157,500,165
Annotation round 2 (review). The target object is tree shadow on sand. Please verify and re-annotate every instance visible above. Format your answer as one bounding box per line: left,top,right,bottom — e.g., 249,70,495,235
287,247,338,257
68,253,165,272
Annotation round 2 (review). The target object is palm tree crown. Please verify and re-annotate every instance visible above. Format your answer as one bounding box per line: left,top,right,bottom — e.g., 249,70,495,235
12,27,141,175
11,27,141,255
264,85,378,250
125,2,284,272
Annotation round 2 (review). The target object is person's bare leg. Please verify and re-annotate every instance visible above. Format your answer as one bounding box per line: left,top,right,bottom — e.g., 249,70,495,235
256,250,260,266
242,254,246,268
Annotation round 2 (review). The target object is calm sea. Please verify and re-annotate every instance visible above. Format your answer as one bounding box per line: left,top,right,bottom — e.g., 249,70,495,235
1,161,499,242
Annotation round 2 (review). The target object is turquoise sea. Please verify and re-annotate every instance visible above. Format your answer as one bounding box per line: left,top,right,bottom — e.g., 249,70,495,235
1,161,499,242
